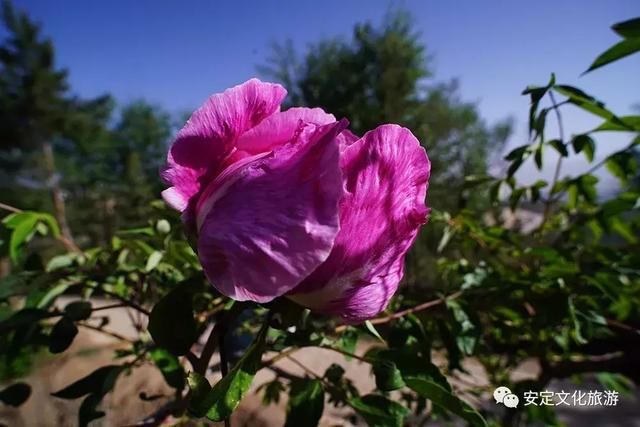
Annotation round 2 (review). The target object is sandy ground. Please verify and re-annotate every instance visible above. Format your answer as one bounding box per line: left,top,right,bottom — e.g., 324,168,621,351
1,303,638,426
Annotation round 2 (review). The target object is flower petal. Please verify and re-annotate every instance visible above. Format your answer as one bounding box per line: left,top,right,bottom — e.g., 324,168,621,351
197,120,349,303
161,78,287,214
289,124,430,322
237,107,336,154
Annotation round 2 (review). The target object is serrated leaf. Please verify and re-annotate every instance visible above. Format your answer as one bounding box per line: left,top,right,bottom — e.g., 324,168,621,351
349,394,410,427
148,288,197,356
585,38,640,73
284,379,324,427
0,383,31,407
405,377,486,427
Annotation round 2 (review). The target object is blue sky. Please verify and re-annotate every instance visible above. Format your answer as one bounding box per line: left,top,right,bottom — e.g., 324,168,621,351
11,0,640,189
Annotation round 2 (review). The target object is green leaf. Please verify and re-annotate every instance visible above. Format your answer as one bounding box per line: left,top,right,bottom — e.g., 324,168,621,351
145,250,163,272
534,143,544,169
553,85,618,121
405,377,487,427
150,347,185,390
7,212,38,263
585,38,640,73
612,17,640,38
507,158,524,178
0,382,31,407
571,134,596,162
186,372,211,405
364,320,385,343
608,217,638,243
284,379,324,427
509,188,525,211
567,298,587,345
336,328,359,361
372,359,405,391
547,139,568,157
437,226,454,253
48,317,78,354
578,174,599,204
349,394,410,427
596,372,635,396
504,144,529,162
605,152,637,184
190,322,269,421
148,288,197,356
592,115,640,132
462,175,495,189
35,213,60,237
377,349,451,391
46,253,76,271
64,301,93,321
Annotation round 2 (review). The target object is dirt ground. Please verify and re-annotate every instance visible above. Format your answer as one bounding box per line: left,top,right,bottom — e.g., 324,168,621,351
1,303,638,426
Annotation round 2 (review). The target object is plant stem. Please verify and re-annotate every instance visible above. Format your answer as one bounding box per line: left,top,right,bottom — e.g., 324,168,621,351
218,320,231,427
539,91,565,229
334,291,461,333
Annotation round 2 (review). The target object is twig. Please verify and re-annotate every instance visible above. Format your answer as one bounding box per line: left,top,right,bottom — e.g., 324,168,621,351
185,351,199,371
334,291,462,333
320,345,371,364
262,346,300,367
195,322,222,375
0,202,21,213
85,284,150,316
78,322,131,342
286,355,324,381
92,303,127,312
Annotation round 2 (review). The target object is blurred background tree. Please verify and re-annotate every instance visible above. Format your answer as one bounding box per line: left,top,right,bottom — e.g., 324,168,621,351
259,11,513,289
0,0,172,249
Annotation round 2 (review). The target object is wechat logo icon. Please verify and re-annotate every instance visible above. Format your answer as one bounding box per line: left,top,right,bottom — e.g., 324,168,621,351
494,386,519,408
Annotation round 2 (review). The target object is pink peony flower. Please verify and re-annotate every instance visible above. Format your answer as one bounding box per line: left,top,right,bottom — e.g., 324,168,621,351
162,79,430,322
